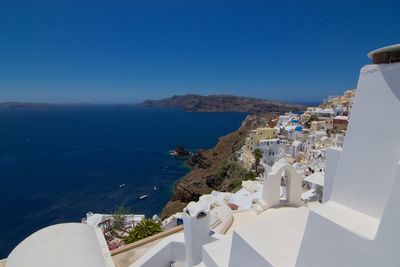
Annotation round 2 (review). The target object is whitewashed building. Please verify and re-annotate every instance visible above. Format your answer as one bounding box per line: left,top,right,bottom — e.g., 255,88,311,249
258,138,286,166
290,140,303,159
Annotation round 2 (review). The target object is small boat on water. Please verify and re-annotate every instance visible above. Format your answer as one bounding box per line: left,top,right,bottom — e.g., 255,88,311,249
140,195,148,200
154,186,158,190
119,184,127,188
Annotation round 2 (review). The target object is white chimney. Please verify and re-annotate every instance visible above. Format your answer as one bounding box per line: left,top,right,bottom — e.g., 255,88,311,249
183,202,212,267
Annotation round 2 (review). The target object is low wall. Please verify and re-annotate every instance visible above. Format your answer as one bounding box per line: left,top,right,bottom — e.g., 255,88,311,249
111,225,183,256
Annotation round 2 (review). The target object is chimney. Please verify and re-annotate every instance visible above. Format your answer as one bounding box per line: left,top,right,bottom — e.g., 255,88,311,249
183,202,212,267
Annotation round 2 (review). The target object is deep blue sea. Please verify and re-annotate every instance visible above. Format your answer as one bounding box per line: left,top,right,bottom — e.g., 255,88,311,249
0,105,246,258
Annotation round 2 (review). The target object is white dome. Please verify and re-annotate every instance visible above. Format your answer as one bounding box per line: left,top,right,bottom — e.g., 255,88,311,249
6,223,114,267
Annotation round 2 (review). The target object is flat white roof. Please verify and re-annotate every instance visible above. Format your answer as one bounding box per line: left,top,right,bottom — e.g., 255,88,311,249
86,213,106,228
233,207,310,267
229,188,253,210
334,115,349,120
311,201,380,240
211,190,233,203
303,172,325,186
301,189,316,200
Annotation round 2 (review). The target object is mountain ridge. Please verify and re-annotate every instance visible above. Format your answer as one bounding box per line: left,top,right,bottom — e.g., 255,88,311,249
141,94,305,113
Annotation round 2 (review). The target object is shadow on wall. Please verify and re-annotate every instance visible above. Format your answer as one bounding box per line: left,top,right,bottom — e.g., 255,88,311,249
380,63,400,101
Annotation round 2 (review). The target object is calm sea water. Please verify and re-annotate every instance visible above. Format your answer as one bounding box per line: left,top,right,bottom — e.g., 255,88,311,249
0,105,246,258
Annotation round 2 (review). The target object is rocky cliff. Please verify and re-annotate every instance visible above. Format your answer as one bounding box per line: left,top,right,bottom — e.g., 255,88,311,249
142,94,305,113
161,113,273,218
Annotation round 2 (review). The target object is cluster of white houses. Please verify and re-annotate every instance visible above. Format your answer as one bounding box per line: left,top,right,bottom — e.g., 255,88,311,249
238,88,353,191
2,44,400,267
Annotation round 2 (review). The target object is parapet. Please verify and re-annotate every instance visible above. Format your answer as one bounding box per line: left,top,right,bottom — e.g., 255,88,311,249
368,44,400,64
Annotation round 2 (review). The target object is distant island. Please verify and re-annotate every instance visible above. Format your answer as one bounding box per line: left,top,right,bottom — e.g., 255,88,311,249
0,102,95,109
141,94,306,113
0,102,60,109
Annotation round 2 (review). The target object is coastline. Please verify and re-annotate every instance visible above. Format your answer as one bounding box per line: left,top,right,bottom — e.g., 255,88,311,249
161,113,274,219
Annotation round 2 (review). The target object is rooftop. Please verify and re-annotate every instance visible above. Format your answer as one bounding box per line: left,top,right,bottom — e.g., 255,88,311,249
303,171,325,186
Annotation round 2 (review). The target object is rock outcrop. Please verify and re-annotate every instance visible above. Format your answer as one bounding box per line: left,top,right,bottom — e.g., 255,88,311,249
161,113,274,218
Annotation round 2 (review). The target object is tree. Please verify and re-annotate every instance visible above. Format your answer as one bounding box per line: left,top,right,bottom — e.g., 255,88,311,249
123,218,162,244
253,148,263,173
112,205,130,232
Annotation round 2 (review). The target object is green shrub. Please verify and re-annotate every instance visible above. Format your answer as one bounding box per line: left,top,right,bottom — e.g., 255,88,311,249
123,219,162,244
245,171,256,181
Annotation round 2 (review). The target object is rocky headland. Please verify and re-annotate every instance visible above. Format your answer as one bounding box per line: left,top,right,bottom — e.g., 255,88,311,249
161,113,274,218
141,94,305,113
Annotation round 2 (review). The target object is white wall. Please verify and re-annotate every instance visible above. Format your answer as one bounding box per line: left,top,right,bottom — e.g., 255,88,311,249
296,206,374,267
262,171,282,208
296,61,400,266
329,62,400,219
296,162,400,267
228,232,273,267
263,160,303,209
132,234,185,267
374,162,400,265
322,147,342,203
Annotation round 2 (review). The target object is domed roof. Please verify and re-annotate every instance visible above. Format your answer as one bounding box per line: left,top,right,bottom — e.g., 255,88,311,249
295,125,303,131
6,223,114,267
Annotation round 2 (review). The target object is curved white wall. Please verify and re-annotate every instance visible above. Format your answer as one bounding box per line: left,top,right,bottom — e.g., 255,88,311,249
6,223,113,267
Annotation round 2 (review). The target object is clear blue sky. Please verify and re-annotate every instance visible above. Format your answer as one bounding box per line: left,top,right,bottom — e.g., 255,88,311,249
0,0,399,104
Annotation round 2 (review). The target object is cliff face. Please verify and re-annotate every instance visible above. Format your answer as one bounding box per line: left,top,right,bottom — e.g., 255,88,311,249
142,94,305,113
161,113,273,219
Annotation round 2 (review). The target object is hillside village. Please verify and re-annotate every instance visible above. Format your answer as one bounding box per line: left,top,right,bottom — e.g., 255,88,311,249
160,89,355,230
241,89,354,171
239,90,355,199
